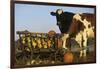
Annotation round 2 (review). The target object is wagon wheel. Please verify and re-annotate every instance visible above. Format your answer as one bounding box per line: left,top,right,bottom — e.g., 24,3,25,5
48,52,55,61
54,49,61,61
54,49,63,62
15,50,30,65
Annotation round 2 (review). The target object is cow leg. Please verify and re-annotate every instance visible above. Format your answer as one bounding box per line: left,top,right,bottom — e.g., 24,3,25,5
79,40,83,57
83,31,88,57
73,14,82,21
75,32,83,57
63,39,68,49
78,37,83,58
62,34,69,49
83,37,87,57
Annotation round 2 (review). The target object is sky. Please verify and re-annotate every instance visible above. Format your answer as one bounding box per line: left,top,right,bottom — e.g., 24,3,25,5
15,3,95,40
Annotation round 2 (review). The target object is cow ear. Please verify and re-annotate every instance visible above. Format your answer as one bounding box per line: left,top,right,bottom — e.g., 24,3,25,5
50,12,56,16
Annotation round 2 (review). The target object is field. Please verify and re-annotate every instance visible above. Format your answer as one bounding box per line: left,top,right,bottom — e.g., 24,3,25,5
14,32,96,67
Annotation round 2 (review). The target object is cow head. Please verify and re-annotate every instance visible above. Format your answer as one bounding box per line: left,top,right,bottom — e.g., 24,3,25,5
50,9,63,25
50,9,63,16
50,9,66,33
50,9,76,34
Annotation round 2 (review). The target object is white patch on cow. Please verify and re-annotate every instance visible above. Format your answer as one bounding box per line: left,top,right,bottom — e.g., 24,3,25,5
75,31,83,43
73,14,82,21
57,9,63,15
87,27,94,38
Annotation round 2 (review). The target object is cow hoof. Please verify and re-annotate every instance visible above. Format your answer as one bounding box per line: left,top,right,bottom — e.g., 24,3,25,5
63,47,71,52
63,47,68,50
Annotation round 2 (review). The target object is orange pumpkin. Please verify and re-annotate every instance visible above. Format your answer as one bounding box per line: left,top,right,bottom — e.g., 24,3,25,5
64,52,74,63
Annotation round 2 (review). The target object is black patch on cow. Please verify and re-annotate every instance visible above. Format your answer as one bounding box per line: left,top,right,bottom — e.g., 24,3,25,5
55,12,75,33
77,20,85,31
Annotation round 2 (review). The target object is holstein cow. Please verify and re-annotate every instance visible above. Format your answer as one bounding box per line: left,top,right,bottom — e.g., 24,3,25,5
50,9,95,57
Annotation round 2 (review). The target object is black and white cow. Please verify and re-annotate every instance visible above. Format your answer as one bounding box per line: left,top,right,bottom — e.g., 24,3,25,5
50,9,95,57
